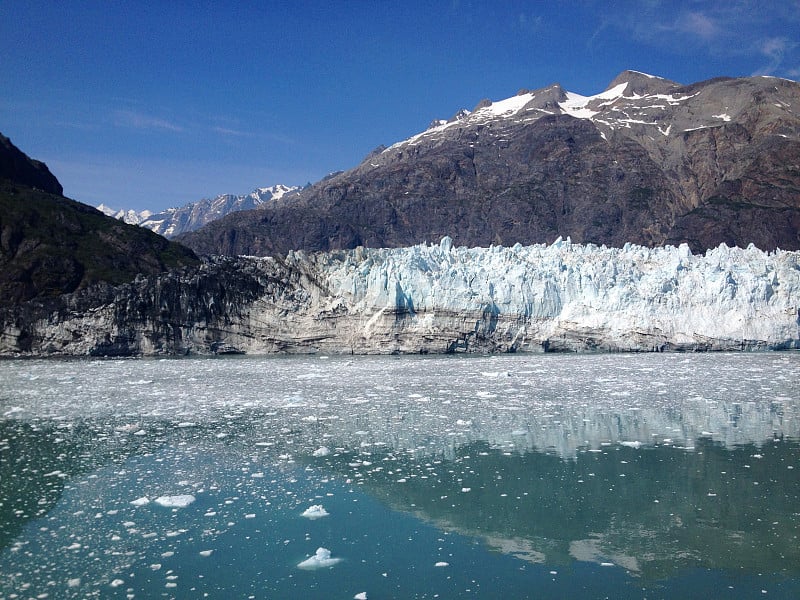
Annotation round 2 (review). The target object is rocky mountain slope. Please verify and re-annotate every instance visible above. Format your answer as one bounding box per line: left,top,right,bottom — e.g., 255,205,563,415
0,133,63,195
0,134,198,311
2,238,798,356
98,184,299,237
177,71,800,256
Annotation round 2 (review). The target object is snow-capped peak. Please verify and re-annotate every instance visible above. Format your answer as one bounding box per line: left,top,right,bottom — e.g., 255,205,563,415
97,184,299,238
96,204,152,225
559,82,629,119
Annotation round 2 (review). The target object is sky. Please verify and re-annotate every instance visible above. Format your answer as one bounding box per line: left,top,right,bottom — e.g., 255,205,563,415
2,1,799,213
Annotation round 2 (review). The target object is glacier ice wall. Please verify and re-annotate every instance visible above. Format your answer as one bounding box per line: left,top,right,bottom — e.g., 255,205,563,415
298,237,800,353
1,238,799,355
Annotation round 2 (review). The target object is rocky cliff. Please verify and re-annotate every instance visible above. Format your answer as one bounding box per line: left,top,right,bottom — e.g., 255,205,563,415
177,72,800,256
2,239,797,356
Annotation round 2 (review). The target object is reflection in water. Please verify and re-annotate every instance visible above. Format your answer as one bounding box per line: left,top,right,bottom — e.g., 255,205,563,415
316,438,799,580
1,353,799,598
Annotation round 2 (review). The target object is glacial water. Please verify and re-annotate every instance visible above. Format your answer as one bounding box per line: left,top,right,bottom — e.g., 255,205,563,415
1,353,798,599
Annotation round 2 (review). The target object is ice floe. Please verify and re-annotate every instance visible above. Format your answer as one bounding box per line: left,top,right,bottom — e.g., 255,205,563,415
297,547,341,569
154,495,196,508
301,505,330,519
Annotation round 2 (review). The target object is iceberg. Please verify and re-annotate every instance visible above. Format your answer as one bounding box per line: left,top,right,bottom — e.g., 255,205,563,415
297,547,341,569
154,494,196,508
301,505,330,519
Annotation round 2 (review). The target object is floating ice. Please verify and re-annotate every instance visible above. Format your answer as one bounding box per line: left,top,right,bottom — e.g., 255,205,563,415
354,593,368,600
313,446,331,457
620,441,642,449
301,505,330,519
154,494,196,508
435,561,449,567
297,547,341,569
199,550,213,557
130,496,150,506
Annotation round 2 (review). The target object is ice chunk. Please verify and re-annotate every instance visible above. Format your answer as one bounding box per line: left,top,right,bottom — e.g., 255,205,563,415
355,593,368,600
301,505,330,519
154,494,196,508
130,496,150,506
199,550,213,557
620,441,642,449
297,547,341,569
313,446,331,457
435,561,449,567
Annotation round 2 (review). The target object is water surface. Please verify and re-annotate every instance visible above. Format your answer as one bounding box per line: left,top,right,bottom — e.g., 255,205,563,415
1,353,798,598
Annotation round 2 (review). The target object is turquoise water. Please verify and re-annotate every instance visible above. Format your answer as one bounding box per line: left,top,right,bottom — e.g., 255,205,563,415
1,353,798,598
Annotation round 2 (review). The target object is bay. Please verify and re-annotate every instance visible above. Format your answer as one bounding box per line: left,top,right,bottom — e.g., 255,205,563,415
1,353,798,598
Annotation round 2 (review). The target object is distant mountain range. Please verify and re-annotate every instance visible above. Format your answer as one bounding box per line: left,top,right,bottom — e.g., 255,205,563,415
98,184,299,238
177,71,800,255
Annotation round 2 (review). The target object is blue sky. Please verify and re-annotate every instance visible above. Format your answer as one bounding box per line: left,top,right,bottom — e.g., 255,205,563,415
2,1,799,212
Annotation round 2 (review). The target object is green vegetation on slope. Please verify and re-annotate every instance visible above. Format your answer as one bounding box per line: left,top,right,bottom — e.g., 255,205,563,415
0,181,198,310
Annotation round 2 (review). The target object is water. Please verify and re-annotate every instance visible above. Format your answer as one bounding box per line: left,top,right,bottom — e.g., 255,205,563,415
1,353,798,599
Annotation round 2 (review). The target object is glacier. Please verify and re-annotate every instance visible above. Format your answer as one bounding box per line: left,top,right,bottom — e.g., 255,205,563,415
293,237,800,353
1,238,798,356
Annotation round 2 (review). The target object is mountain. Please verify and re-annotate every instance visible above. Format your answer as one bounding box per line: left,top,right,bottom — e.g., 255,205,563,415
177,72,800,256
2,238,798,356
0,134,198,311
0,133,63,195
96,204,153,225
99,184,299,238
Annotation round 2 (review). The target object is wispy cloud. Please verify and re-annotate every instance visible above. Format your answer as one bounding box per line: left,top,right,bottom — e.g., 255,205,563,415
112,109,185,132
753,37,797,75
675,11,720,40
212,126,254,137
590,0,800,78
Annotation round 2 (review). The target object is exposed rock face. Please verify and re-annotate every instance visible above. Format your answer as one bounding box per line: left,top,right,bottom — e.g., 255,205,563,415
99,184,300,238
178,72,800,255
3,239,797,356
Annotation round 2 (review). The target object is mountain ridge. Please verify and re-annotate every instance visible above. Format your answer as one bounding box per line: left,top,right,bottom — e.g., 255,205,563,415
177,71,800,256
98,184,299,238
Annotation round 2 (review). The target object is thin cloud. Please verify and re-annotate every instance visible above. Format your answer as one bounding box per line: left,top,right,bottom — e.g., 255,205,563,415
676,11,719,40
212,126,254,137
591,1,800,77
753,37,796,75
113,109,185,132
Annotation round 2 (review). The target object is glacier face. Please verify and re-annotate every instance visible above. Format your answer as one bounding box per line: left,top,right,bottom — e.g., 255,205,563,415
300,237,800,353
1,239,798,356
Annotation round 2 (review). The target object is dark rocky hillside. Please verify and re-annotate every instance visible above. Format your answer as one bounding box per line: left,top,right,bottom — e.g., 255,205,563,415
0,136,198,310
0,133,63,195
177,72,800,255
